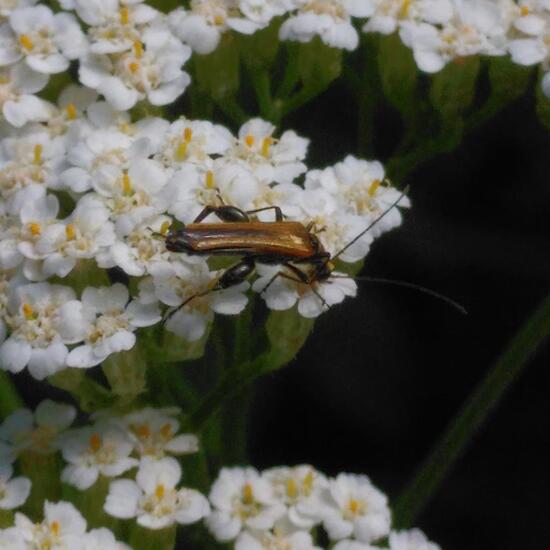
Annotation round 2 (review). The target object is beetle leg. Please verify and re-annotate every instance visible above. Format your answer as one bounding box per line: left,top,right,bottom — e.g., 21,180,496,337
164,258,255,323
245,206,285,221
193,205,250,223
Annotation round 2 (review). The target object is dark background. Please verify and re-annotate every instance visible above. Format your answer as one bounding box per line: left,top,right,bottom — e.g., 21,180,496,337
248,81,550,549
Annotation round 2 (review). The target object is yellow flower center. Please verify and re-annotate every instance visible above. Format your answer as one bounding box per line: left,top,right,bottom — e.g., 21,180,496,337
34,144,43,165
261,136,272,157
22,303,35,320
122,172,132,195
133,40,144,58
368,179,381,197
120,7,130,25
19,34,34,51
65,223,76,241
65,103,78,120
242,483,254,505
29,222,41,236
244,134,255,148
205,170,215,189
155,484,165,499
89,433,102,453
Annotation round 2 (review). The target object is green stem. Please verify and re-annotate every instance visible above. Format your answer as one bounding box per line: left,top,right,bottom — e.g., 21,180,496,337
393,290,550,528
251,69,275,121
0,372,22,418
213,96,249,126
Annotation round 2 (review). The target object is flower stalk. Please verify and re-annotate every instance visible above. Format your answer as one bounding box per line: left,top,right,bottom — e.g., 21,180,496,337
393,290,550,528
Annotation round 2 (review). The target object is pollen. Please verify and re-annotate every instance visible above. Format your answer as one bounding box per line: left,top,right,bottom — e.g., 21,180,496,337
33,144,43,165
244,134,255,148
65,223,76,240
29,222,41,236
129,61,140,74
89,433,102,453
137,424,151,438
65,103,78,120
303,470,314,495
160,423,172,438
122,172,132,195
160,220,171,235
22,303,35,320
50,521,60,536
133,40,144,58
175,140,188,161
242,483,254,505
205,170,215,189
368,179,381,197
19,34,34,51
521,5,529,15
261,136,272,158
120,6,130,24
347,498,365,515
155,484,165,499
184,127,193,142
399,0,412,18
286,478,298,498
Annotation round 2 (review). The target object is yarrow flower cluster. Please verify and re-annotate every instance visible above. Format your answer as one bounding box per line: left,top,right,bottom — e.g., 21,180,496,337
0,65,409,381
205,465,440,550
0,0,549,118
0,400,442,550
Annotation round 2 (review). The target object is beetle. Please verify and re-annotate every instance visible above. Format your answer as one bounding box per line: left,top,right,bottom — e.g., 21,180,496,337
162,190,409,311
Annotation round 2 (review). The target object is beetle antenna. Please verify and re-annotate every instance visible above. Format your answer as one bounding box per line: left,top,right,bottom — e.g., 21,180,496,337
329,185,410,264
330,274,467,315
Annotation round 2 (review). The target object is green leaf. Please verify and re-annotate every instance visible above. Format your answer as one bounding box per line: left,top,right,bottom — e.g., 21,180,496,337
143,323,211,364
49,369,114,413
430,57,480,123
102,345,147,404
263,308,314,370
0,372,22,419
49,260,110,295
238,18,281,71
487,57,532,104
377,33,419,116
193,33,240,100
296,38,343,91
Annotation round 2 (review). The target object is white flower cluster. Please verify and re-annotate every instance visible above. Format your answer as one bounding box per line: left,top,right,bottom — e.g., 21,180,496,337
0,402,443,549
0,500,130,550
2,0,550,123
0,401,210,533
205,465,441,550
1,80,408,379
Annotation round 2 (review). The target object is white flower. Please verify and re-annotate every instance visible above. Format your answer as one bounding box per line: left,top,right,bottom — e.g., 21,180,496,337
104,457,210,529
123,407,199,460
165,160,262,224
60,421,138,490
0,526,26,550
168,1,261,55
236,528,322,550
102,215,173,276
15,501,87,548
0,1,38,23
152,259,249,341
0,399,76,460
153,117,233,168
0,282,86,379
321,473,391,543
400,0,511,73
25,194,115,280
0,130,66,203
0,62,49,128
0,464,31,510
263,465,327,529
389,529,441,550
79,20,191,110
83,528,131,550
74,0,159,55
252,264,357,318
363,0,454,35
333,540,379,550
66,283,160,369
280,0,373,50
206,467,285,542
228,118,309,185
305,155,410,238
1,5,87,74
